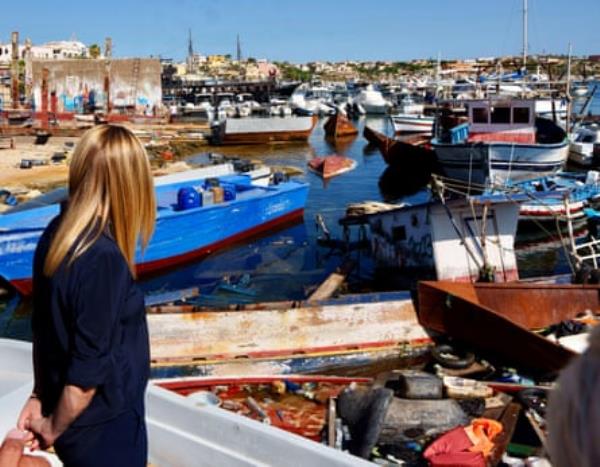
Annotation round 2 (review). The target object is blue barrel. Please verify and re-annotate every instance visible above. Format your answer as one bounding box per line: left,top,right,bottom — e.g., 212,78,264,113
177,187,201,210
221,183,236,202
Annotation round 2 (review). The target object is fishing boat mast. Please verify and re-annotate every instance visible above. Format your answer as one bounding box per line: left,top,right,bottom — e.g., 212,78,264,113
522,0,528,71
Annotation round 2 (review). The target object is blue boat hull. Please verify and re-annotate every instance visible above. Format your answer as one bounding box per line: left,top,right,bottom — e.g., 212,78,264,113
0,177,308,295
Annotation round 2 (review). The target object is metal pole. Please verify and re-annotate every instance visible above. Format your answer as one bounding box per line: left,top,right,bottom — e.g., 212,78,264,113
11,31,19,109
523,0,528,70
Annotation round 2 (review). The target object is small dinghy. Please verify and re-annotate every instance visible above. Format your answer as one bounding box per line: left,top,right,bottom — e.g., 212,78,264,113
307,155,357,179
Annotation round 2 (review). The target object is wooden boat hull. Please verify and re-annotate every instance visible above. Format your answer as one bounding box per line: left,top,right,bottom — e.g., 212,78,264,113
417,281,599,373
307,156,357,179
212,116,318,145
147,291,432,376
363,126,437,171
323,113,358,138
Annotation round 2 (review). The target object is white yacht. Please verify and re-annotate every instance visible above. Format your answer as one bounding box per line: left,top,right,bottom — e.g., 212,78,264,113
354,85,391,114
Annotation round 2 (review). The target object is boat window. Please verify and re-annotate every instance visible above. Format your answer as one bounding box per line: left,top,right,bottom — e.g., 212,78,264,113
392,226,406,242
472,107,488,124
490,106,511,124
513,107,530,124
576,134,596,143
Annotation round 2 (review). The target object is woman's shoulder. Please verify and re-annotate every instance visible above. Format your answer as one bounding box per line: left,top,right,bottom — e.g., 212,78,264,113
77,233,128,271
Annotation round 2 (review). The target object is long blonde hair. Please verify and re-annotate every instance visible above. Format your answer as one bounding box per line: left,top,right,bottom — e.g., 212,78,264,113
44,124,156,277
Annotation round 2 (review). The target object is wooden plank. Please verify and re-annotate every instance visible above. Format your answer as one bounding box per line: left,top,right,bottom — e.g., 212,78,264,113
308,260,355,302
489,402,521,467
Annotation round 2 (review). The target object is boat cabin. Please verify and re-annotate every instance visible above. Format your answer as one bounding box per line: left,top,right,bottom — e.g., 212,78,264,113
465,99,536,144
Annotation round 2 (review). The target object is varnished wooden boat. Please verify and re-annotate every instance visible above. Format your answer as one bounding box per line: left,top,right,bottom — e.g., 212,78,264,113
323,112,358,138
307,155,357,179
156,375,370,441
417,281,600,374
211,116,318,145
147,291,432,376
362,125,436,170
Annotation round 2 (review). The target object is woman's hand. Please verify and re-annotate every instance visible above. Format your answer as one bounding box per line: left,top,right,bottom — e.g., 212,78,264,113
17,398,42,431
17,397,42,449
26,417,61,450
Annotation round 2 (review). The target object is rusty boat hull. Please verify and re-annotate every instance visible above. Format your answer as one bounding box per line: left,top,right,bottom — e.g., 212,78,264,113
417,281,600,373
148,291,432,377
323,113,358,138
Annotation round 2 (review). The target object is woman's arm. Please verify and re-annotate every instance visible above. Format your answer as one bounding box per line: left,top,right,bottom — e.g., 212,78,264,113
28,385,96,449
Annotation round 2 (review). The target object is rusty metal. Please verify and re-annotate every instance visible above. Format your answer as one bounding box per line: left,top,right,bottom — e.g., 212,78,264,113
40,68,49,129
418,281,600,373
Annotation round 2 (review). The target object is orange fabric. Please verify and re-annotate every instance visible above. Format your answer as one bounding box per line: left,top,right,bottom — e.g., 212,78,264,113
467,418,503,458
467,131,535,144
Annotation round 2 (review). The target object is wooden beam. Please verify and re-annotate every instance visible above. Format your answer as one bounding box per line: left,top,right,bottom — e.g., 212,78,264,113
308,260,355,302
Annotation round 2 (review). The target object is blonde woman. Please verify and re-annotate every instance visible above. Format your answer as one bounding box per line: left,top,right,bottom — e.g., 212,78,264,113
16,125,156,467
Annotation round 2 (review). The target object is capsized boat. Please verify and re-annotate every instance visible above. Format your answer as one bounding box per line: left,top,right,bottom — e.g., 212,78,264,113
432,99,569,186
307,155,357,179
210,116,318,145
0,174,308,295
323,112,358,138
417,281,599,373
147,291,431,376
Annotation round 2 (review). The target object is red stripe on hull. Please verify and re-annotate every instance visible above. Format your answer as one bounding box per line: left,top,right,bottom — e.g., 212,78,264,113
10,208,305,297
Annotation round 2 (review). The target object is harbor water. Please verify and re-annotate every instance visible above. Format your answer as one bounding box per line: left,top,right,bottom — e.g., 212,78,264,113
1,91,599,339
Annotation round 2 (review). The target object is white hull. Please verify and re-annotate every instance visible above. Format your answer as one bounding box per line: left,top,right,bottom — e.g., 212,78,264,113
367,199,520,282
360,103,389,114
568,143,595,167
390,114,434,134
433,140,569,186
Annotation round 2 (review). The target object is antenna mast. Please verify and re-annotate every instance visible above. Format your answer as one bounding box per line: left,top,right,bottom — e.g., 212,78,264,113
522,0,528,70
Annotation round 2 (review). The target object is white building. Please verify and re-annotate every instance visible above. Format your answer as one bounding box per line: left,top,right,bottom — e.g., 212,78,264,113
0,40,90,64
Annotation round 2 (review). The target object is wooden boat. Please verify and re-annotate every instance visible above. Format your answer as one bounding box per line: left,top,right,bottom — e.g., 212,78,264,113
417,281,600,373
147,291,432,376
323,112,358,138
0,175,308,295
211,116,318,145
307,155,357,179
156,375,370,441
0,338,371,467
362,125,436,171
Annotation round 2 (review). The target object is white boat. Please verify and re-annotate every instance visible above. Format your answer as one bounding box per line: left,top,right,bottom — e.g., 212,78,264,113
390,114,434,134
0,338,373,467
432,99,569,186
396,96,424,115
534,98,568,119
569,124,600,166
365,193,522,282
354,85,391,115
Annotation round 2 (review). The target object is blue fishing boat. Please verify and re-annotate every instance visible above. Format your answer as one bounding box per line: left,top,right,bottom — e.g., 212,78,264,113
0,174,308,295
497,171,600,223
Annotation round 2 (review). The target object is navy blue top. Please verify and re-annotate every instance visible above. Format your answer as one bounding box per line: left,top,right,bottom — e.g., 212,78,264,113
32,217,150,428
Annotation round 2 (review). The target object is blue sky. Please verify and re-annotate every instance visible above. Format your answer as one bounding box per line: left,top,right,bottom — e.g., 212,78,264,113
1,0,598,62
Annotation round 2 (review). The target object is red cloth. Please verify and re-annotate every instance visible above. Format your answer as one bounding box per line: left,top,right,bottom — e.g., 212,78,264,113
423,426,486,467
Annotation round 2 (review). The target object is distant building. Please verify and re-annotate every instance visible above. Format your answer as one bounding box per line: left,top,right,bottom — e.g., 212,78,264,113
0,40,90,63
589,55,600,62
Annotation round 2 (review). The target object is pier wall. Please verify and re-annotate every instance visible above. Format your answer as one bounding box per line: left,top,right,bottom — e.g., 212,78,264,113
30,58,161,113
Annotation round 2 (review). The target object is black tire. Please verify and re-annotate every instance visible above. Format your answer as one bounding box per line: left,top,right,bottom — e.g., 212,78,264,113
431,344,475,369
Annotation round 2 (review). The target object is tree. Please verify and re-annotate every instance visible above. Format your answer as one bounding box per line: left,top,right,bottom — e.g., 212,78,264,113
89,44,101,59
